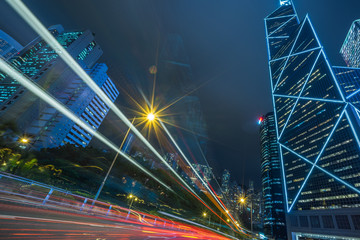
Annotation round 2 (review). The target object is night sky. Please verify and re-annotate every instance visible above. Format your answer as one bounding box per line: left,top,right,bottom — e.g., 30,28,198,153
0,0,359,189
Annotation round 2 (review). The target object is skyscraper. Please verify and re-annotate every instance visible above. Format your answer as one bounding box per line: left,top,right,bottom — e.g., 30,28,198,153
0,30,22,59
192,163,213,182
228,181,241,215
221,169,231,196
165,153,180,172
340,20,360,68
0,25,118,148
265,1,360,239
259,112,286,239
0,30,23,102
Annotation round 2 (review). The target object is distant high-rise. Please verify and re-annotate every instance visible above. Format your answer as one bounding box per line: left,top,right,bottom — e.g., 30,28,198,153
165,153,179,172
221,169,230,196
340,20,360,68
0,25,118,148
248,180,254,194
259,112,286,239
0,30,22,59
265,1,360,239
192,163,213,182
228,181,241,215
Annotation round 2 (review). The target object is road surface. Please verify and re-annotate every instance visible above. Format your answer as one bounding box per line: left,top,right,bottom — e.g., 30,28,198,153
0,201,233,240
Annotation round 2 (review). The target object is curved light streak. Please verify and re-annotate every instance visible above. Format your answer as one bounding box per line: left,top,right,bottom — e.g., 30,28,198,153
159,211,244,240
159,121,237,222
139,93,241,231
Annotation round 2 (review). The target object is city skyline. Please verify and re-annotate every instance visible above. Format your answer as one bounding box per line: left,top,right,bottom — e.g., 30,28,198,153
0,0,360,239
2,1,360,188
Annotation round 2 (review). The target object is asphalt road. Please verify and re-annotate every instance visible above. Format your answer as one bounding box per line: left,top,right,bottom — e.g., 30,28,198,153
0,202,232,240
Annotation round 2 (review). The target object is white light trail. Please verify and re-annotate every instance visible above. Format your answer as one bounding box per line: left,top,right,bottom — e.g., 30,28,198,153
159,211,243,240
159,121,237,224
139,92,238,228
8,1,244,231
0,57,173,193
6,0,196,198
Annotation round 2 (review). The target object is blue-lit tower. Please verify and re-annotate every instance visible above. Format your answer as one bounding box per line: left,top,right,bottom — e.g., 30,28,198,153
0,30,22,59
260,112,286,239
0,30,23,102
221,169,231,196
0,25,119,148
265,1,360,239
340,20,360,68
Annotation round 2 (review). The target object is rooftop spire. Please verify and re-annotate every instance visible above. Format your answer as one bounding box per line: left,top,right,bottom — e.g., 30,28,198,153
279,0,292,6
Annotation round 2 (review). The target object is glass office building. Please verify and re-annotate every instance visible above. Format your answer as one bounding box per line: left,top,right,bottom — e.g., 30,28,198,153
0,29,22,59
265,1,360,239
0,25,118,148
0,30,23,103
221,169,231,196
340,20,360,68
260,112,286,239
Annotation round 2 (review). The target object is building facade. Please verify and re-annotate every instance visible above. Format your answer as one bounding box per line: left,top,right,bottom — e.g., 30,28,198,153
0,25,118,148
260,112,287,239
0,30,23,102
192,163,213,182
221,169,231,197
165,153,180,172
340,20,360,68
0,30,22,59
265,1,360,239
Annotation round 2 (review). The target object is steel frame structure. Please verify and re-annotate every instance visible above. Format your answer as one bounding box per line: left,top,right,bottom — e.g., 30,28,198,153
265,2,360,212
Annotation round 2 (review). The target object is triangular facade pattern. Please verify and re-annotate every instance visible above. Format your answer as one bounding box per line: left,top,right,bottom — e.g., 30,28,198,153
266,4,360,212
281,146,313,210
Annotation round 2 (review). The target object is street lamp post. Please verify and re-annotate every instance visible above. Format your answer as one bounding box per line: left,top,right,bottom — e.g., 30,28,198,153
128,194,137,209
93,117,135,202
240,196,253,232
93,113,156,203
126,194,137,218
18,136,31,149
203,212,211,226
250,199,253,232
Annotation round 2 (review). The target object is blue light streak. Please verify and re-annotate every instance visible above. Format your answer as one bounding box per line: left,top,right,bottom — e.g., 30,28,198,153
266,14,296,20
268,36,290,39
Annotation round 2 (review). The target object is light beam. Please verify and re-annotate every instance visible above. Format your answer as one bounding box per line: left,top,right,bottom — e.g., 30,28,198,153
6,0,198,200
0,57,173,193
